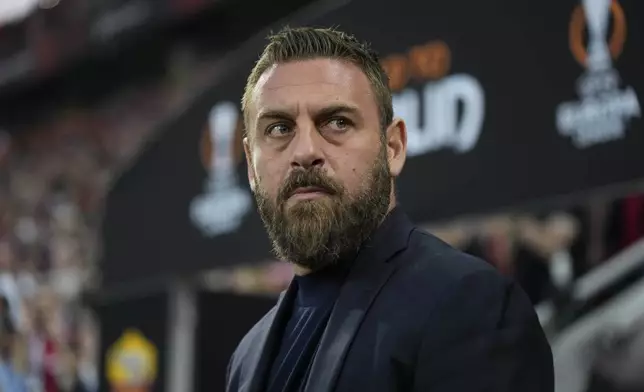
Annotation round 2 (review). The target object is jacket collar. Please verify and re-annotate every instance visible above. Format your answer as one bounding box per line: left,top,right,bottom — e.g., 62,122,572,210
243,207,415,392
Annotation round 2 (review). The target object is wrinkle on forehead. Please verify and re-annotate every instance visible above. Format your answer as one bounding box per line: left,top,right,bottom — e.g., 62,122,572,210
249,58,377,124
264,81,347,91
259,58,362,88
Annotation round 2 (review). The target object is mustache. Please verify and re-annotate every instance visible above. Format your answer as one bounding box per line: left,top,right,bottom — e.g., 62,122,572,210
277,168,343,203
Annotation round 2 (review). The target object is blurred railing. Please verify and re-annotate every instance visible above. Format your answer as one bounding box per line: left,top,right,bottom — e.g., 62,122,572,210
536,238,644,330
551,266,644,391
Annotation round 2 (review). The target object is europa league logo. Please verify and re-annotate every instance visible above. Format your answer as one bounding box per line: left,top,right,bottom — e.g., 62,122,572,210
583,0,612,72
556,0,640,148
190,102,252,237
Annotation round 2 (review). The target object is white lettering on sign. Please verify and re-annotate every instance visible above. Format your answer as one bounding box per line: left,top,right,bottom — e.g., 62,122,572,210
393,74,485,156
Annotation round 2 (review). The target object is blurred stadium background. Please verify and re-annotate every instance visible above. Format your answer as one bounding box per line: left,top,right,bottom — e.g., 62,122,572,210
0,0,643,391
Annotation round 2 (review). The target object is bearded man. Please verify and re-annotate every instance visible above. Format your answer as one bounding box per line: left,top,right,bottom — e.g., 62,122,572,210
227,26,554,392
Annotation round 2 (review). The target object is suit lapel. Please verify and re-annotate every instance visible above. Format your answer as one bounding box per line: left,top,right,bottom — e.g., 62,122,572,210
243,282,298,392
303,208,415,392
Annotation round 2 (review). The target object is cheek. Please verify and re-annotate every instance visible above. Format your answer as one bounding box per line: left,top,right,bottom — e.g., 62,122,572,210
253,154,285,197
335,132,383,183
337,153,373,194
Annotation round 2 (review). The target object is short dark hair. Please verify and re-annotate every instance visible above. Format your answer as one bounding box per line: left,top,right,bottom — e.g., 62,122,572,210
242,26,393,135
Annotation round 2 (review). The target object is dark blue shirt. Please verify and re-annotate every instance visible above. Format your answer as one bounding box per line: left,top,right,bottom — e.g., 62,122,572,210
266,265,347,392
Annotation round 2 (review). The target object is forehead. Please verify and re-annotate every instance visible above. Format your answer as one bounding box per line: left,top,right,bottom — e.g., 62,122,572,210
249,58,378,120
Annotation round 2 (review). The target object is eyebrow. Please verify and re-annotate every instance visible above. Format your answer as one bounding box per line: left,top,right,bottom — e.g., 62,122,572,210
315,104,361,122
256,104,362,124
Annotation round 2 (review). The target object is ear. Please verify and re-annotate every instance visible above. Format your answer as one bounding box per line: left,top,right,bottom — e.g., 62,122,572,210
385,117,407,177
243,136,257,193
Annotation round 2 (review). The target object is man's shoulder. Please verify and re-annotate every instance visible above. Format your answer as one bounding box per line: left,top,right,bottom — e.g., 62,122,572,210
384,228,538,333
407,228,498,277
393,228,509,298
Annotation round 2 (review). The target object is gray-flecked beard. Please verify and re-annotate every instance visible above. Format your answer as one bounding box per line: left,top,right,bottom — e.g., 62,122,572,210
254,147,391,272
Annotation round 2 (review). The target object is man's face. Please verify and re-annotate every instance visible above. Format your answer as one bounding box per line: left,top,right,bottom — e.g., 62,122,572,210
244,58,406,271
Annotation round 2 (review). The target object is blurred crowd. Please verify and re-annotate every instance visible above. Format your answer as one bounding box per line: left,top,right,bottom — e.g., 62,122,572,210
426,194,644,306
0,45,218,391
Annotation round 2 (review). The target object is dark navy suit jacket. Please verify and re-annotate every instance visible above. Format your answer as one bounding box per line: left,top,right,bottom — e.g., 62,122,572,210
227,208,554,392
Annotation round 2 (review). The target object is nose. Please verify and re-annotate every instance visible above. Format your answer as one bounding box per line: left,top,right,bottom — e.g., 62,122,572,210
290,123,325,169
